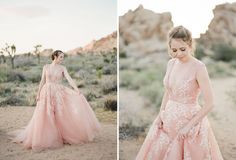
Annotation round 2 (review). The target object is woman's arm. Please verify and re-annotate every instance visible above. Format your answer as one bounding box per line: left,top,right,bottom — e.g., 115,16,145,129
36,65,46,100
178,63,214,139
63,66,80,93
186,63,214,128
159,59,173,112
159,89,169,112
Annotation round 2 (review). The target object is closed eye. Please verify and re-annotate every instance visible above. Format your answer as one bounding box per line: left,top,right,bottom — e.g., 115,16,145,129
172,49,177,52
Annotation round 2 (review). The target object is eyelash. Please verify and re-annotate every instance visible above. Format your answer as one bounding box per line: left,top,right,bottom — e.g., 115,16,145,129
172,48,186,52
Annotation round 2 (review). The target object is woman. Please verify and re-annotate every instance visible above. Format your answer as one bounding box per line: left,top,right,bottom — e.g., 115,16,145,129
9,50,101,151
136,26,223,160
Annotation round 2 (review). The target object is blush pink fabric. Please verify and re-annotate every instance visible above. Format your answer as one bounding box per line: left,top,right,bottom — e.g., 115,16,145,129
136,58,223,160
9,64,101,151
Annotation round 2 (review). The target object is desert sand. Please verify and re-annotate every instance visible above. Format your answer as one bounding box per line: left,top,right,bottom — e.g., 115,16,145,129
120,77,236,160
0,107,117,160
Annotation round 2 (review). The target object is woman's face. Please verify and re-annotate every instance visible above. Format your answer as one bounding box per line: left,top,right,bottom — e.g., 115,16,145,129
55,53,64,64
169,38,191,59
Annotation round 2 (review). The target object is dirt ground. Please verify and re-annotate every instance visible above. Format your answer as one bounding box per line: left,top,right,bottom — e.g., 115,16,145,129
0,107,117,160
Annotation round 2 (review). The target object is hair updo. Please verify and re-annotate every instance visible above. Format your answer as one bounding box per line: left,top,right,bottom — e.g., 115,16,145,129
168,25,192,47
51,50,63,60
167,25,195,56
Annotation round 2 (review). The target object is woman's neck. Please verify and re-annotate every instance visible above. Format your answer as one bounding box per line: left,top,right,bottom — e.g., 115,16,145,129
51,61,58,65
177,54,193,64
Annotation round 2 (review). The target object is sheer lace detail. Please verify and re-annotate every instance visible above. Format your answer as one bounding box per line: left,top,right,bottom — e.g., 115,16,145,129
45,64,64,84
163,58,202,104
136,58,223,160
10,64,101,151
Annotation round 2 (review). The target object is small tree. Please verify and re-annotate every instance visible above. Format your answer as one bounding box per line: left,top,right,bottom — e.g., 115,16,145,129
11,45,16,68
34,45,42,64
2,43,16,69
0,50,6,64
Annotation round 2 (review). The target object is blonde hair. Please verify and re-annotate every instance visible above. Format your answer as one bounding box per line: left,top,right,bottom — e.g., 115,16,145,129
167,25,195,56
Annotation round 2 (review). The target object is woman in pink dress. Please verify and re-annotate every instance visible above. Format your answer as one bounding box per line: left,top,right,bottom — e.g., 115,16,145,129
136,26,223,160
10,50,101,151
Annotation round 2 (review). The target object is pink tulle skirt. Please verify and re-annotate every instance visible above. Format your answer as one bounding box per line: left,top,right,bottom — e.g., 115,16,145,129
9,82,101,151
136,100,223,160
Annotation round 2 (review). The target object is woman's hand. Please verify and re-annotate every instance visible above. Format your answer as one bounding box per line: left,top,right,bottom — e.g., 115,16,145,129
156,116,163,129
177,125,191,140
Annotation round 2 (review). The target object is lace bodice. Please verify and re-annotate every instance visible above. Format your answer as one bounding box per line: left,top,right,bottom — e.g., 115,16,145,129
44,64,64,84
163,58,206,104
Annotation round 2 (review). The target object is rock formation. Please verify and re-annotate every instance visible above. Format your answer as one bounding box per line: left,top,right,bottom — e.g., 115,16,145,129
199,2,236,48
67,32,117,55
119,5,173,56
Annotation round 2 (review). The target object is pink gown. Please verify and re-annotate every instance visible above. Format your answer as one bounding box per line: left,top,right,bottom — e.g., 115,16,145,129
136,58,223,160
10,64,101,151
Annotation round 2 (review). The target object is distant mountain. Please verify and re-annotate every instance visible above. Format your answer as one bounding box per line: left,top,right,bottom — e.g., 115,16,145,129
67,32,117,55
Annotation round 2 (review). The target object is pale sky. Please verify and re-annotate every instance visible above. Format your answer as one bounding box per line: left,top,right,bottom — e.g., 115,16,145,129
0,0,116,53
118,0,236,38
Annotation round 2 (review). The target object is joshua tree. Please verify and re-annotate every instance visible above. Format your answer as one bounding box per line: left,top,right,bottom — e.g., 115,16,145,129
2,43,16,69
0,50,6,64
34,45,42,64
10,44,16,69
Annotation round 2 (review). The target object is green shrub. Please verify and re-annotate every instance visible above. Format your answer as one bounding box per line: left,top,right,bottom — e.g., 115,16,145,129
7,71,26,82
0,96,28,107
85,91,99,101
211,43,236,62
0,68,8,82
119,123,146,140
102,77,117,94
195,45,206,60
96,69,103,79
104,96,117,111
139,82,164,107
0,85,11,97
119,51,127,58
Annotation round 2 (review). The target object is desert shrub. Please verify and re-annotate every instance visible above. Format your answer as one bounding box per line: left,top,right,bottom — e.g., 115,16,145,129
85,91,99,101
96,69,103,79
139,82,164,108
211,43,236,62
119,70,137,88
104,95,117,111
89,79,99,85
102,76,117,94
7,70,26,82
0,96,28,107
119,123,146,140
195,45,206,60
0,85,11,97
0,67,8,82
229,60,236,69
77,80,85,88
119,51,127,58
206,61,233,78
103,65,117,75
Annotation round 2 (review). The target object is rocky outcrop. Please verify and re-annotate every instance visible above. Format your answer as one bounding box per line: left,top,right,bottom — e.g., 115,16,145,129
199,2,236,48
67,32,117,55
119,5,173,56
40,48,53,56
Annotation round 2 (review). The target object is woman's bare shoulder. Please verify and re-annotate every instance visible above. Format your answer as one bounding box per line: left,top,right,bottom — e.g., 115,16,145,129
167,58,176,67
194,58,206,68
58,64,67,71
